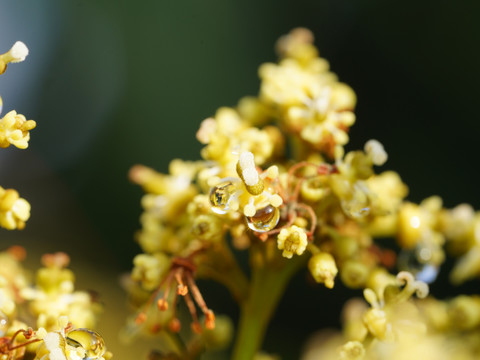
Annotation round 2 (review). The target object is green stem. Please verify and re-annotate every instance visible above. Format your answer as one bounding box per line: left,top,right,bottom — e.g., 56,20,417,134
232,245,306,360
163,331,187,356
197,243,249,305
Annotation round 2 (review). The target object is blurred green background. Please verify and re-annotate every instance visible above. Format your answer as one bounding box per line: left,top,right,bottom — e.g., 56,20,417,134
1,0,480,359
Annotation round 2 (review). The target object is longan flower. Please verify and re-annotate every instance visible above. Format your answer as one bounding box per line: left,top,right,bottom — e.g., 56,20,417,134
0,187,31,230
275,27,318,65
35,318,109,360
339,340,365,360
259,44,356,159
200,314,234,350
450,245,480,285
235,152,282,219
237,96,272,126
0,110,36,149
238,128,275,166
364,139,388,166
329,175,371,220
397,197,444,251
198,107,244,166
208,152,282,237
308,252,338,288
362,307,389,340
237,152,263,195
132,253,171,291
277,225,308,258
0,41,29,74
340,260,371,289
191,214,225,243
438,203,475,248
366,171,408,236
447,295,480,331
22,253,101,330
359,272,429,342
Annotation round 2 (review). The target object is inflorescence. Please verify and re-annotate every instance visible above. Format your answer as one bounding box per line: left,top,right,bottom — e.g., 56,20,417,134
124,28,480,359
0,42,111,360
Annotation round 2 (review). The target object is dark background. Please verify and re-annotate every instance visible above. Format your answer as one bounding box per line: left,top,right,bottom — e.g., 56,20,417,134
1,1,479,359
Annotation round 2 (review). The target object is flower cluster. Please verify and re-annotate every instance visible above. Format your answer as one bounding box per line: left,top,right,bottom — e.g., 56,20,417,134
127,28,480,359
34,317,108,360
21,252,102,331
0,42,110,360
0,248,111,360
0,42,35,232
304,272,480,360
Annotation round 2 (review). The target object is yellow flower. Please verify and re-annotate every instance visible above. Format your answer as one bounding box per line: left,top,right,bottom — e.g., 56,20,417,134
0,187,31,230
277,225,308,258
308,252,338,288
339,341,365,360
131,253,171,291
0,110,36,149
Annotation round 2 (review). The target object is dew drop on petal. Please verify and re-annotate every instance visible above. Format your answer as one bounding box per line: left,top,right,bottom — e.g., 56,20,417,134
246,205,280,232
66,328,106,359
209,180,237,214
0,311,8,336
398,246,439,284
341,199,370,219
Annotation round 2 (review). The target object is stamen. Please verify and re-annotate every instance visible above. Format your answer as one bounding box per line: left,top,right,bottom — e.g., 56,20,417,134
205,310,215,330
135,312,147,325
157,273,174,311
8,328,28,346
184,292,201,333
41,252,70,268
244,197,256,217
396,271,429,301
8,338,41,351
236,152,264,195
186,274,209,314
6,245,26,261
157,298,168,311
0,328,39,355
287,162,334,195
295,203,317,237
191,322,203,334
168,318,181,333
175,268,188,296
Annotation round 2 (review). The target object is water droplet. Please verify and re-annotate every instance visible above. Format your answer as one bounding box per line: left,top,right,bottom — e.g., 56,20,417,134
209,180,237,214
398,246,439,284
246,205,280,232
341,199,370,219
0,311,8,336
66,328,105,359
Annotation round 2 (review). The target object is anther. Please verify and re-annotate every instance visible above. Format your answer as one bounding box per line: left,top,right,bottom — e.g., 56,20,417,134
168,318,181,333
175,270,189,296
135,312,147,325
191,322,203,334
236,152,264,195
205,310,215,330
157,299,168,311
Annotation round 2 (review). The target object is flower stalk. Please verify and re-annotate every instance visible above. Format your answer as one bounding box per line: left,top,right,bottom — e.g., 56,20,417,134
232,243,306,360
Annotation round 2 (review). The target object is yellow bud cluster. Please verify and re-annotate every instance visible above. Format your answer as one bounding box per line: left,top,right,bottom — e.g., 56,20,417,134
21,253,101,331
132,253,171,291
0,110,36,149
0,187,31,230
